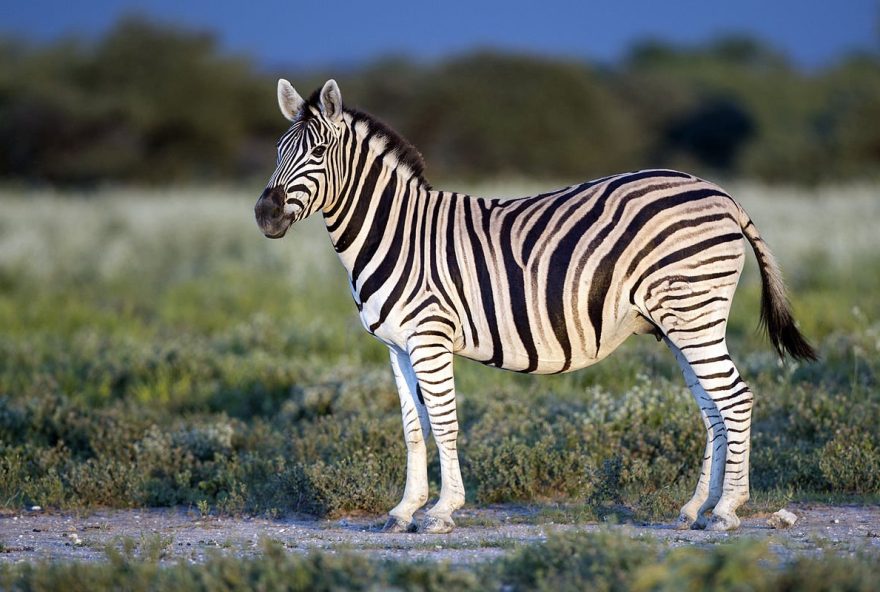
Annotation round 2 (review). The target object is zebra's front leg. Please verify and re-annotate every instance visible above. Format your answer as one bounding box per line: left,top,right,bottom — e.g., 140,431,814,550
383,348,430,533
408,336,464,534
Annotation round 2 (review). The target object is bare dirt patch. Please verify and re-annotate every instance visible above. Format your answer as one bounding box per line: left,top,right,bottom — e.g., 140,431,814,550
2,504,878,565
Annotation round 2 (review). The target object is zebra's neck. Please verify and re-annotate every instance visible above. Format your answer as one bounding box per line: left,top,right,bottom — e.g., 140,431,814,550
321,128,464,281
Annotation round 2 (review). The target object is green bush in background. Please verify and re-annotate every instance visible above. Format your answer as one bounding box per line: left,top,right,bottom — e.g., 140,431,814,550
1,16,879,185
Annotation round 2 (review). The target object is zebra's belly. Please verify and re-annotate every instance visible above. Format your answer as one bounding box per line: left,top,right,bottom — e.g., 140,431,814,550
455,319,637,375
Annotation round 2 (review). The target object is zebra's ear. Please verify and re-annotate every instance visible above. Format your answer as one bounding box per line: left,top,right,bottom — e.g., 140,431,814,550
319,79,343,125
278,79,304,122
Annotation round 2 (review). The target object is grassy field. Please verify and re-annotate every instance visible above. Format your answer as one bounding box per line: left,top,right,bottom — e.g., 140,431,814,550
1,183,879,587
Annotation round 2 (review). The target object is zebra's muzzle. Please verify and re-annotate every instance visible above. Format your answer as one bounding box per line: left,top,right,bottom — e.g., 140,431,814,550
255,186,293,239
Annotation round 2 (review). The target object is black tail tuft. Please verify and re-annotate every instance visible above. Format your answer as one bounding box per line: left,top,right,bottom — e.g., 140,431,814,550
760,287,818,361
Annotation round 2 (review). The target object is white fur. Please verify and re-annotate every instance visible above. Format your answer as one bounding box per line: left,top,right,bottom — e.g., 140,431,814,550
368,133,388,155
283,191,307,216
278,79,304,122
319,79,343,124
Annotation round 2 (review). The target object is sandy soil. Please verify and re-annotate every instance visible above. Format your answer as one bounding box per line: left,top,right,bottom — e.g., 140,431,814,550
1,504,878,565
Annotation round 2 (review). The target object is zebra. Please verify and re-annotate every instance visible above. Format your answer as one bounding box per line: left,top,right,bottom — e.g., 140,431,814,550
255,78,817,534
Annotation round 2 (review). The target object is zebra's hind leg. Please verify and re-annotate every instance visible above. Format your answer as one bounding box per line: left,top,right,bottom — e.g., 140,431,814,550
668,336,752,531
666,339,726,530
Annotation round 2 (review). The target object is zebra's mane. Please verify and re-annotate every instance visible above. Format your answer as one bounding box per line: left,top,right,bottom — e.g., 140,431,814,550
303,88,429,185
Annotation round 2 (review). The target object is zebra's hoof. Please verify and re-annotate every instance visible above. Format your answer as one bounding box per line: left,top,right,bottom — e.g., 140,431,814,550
674,513,696,530
691,514,709,530
419,515,455,534
382,516,416,533
707,512,740,531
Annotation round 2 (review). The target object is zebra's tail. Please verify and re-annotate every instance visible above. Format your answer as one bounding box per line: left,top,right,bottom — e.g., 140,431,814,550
738,207,818,361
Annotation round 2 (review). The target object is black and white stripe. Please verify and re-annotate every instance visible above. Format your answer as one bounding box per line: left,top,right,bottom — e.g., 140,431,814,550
256,79,816,533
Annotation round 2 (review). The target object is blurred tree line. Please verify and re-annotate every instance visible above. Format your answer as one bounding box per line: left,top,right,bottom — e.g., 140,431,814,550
1,16,879,186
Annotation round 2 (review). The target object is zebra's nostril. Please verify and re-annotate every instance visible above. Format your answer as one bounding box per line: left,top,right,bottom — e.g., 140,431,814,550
257,186,286,210
267,186,286,207
256,185,290,219
255,196,281,222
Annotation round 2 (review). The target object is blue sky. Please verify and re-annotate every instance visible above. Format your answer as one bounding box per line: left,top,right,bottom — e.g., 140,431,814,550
3,0,876,69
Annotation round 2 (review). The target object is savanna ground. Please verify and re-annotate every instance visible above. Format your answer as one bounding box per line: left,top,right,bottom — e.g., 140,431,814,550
1,182,879,589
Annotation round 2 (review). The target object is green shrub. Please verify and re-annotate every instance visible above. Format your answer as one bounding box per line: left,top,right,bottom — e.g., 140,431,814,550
632,540,774,592
495,530,654,591
819,427,880,494
774,552,880,592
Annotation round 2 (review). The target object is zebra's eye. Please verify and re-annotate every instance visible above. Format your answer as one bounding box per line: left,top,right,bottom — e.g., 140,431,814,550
312,145,327,158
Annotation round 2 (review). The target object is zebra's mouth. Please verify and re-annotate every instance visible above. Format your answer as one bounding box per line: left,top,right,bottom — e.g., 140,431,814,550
262,217,293,239
264,228,288,239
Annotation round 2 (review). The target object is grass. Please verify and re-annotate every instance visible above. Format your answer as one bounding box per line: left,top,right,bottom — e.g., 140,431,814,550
0,183,879,523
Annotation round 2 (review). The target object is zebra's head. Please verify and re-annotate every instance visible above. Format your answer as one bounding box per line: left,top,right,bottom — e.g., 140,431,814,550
255,78,345,239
